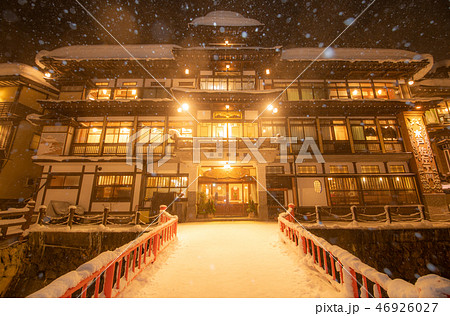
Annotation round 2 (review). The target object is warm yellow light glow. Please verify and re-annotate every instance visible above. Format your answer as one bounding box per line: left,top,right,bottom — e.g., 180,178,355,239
362,177,366,182
92,128,99,133
177,107,182,113
225,40,229,45
102,89,107,94
272,108,278,114
224,162,232,170
267,104,274,111
352,89,358,96
377,89,383,95
415,106,422,110
226,64,230,69
185,68,190,75
265,69,270,75
408,80,415,86
182,103,189,111
131,89,136,95
121,128,130,133
379,177,383,182
44,72,51,78
225,104,230,109
396,177,400,181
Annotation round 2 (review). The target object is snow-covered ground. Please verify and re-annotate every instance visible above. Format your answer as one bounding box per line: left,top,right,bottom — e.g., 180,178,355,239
118,221,342,298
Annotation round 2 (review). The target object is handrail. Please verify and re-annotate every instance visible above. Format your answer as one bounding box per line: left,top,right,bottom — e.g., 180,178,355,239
278,206,450,298
29,207,178,298
294,204,432,224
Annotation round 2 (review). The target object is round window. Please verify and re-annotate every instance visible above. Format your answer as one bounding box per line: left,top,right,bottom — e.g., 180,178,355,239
314,180,322,193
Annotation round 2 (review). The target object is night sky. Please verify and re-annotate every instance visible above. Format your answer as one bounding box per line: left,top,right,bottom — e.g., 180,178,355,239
1,0,449,67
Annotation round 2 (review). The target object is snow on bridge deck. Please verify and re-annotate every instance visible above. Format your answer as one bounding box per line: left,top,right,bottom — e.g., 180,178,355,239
119,222,342,298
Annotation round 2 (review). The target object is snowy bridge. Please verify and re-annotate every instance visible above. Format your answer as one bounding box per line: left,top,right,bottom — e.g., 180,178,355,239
29,208,449,298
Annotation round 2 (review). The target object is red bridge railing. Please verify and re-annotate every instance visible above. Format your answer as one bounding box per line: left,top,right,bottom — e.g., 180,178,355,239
29,205,177,298
279,206,450,298
280,206,391,298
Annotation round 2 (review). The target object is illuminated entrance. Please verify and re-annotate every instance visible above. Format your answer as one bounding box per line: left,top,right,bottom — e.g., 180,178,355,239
198,166,257,217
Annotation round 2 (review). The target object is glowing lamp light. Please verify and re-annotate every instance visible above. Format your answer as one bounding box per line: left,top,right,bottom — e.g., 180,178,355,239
377,89,383,95
177,107,182,113
102,89,108,94
44,72,51,78
267,104,274,111
352,89,358,96
225,64,230,70
224,162,232,170
408,80,415,86
92,128,99,133
225,104,230,109
181,103,189,111
415,106,422,110
272,107,278,114
131,89,136,95
185,68,190,75
265,69,270,75
225,40,229,45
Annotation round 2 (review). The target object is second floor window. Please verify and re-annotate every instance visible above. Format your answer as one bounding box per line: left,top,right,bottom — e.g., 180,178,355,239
74,122,103,144
104,122,132,143
87,89,111,100
114,88,139,99
199,77,255,91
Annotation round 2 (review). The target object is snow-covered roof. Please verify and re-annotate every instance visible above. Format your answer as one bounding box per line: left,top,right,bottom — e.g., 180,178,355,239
0,63,57,90
189,11,263,27
416,78,450,88
35,44,181,68
429,59,450,73
282,48,433,80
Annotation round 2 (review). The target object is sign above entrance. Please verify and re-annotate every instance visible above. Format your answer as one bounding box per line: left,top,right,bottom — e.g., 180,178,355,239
213,111,242,120
201,166,253,180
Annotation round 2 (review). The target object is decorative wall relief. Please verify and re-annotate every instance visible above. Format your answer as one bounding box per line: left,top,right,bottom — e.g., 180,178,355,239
404,113,443,193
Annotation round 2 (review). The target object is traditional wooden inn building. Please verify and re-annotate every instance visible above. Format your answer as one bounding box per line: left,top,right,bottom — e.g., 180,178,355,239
32,11,448,220
0,63,58,209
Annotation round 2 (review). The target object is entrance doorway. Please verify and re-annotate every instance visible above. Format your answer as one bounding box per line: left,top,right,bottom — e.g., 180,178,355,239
198,166,257,217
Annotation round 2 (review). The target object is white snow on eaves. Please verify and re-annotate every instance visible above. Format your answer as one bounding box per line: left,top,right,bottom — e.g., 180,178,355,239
416,78,450,88
0,63,57,90
35,44,181,68
189,11,263,27
282,48,433,80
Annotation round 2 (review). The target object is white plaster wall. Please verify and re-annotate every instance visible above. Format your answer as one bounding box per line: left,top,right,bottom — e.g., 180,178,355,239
44,189,78,205
297,177,328,206
91,202,130,213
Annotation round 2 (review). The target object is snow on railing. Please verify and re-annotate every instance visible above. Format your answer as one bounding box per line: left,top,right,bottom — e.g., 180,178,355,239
28,207,178,298
278,206,450,298
295,204,432,224
36,205,160,227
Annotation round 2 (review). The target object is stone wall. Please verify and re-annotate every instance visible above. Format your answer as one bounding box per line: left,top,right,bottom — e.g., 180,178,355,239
2,230,144,297
309,227,450,283
0,242,27,297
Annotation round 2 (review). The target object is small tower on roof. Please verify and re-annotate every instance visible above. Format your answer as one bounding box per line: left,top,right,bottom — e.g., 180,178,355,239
188,11,264,47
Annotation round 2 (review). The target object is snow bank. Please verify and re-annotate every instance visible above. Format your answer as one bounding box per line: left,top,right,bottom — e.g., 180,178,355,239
0,63,56,90
281,48,433,80
35,44,181,68
415,274,450,298
189,11,263,27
